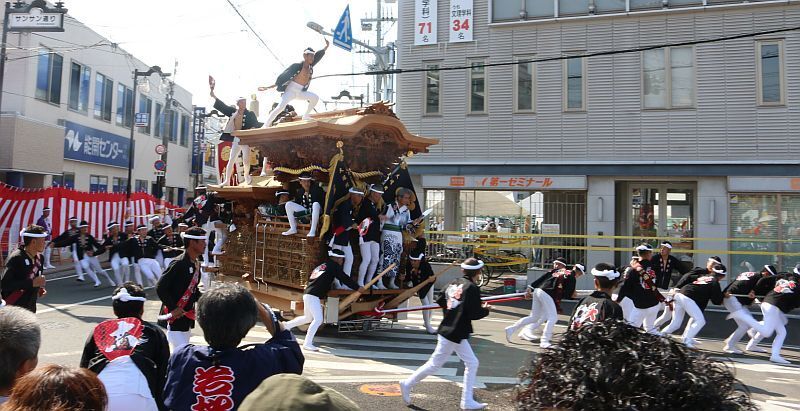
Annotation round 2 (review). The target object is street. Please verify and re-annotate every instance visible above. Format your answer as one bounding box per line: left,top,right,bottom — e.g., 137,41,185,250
34,264,800,411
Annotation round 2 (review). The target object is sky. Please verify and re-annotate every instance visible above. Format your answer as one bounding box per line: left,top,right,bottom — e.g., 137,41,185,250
66,0,397,115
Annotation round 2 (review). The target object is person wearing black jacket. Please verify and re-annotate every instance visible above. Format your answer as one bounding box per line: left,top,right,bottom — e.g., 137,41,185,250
125,225,161,287
400,258,491,410
50,216,83,280
147,216,166,268
264,39,329,127
103,222,129,285
156,227,207,351
210,84,264,187
157,225,184,269
651,241,689,289
512,257,577,346
283,249,365,352
68,221,114,288
1,225,48,312
745,268,800,364
80,283,169,411
658,264,727,348
616,245,664,333
406,239,437,334
722,264,778,354
184,186,228,264
570,263,624,330
358,184,384,288
328,187,363,278
282,172,325,237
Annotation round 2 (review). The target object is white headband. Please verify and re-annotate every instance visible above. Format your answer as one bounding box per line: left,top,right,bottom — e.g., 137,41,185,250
20,230,48,238
574,264,585,273
149,216,160,221
764,265,777,276
181,232,206,240
178,223,189,227
793,266,800,276
660,242,673,249
461,260,485,270
349,188,364,195
124,221,135,227
635,245,652,252
712,268,727,275
78,223,89,228
409,253,424,261
111,288,147,302
369,185,385,194
591,268,620,280
708,257,722,263
553,260,566,267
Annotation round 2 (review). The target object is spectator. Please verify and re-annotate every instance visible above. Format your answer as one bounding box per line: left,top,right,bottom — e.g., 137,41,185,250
163,283,304,410
80,282,170,411
239,374,359,411
3,364,107,411
0,306,40,405
515,320,756,410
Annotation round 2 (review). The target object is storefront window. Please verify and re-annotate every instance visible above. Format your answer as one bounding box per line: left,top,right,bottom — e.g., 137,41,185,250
729,194,800,274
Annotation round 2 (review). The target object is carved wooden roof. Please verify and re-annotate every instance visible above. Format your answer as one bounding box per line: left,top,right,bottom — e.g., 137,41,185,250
233,103,438,173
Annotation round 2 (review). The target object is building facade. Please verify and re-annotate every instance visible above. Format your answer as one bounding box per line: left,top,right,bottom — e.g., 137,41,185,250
397,0,800,276
0,9,194,206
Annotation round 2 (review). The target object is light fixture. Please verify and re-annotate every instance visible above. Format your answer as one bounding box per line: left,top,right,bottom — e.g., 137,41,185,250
597,197,604,221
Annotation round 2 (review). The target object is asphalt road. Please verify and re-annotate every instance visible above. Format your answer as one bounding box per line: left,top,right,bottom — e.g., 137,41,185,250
30,264,800,411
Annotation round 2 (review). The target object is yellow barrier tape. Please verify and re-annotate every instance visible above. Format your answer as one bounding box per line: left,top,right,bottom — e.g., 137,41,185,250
428,240,800,257
426,230,798,244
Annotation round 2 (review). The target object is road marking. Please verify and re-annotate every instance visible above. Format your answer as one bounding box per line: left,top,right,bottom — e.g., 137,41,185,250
37,286,154,314
302,359,457,376
307,374,518,386
40,350,83,357
46,274,78,282
765,400,800,410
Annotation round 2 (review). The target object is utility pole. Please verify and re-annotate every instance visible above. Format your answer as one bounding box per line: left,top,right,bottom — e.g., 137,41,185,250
359,0,397,102
156,60,177,204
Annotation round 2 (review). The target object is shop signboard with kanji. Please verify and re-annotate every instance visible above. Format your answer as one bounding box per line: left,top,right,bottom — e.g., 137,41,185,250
414,0,437,45
449,0,472,43
422,175,587,190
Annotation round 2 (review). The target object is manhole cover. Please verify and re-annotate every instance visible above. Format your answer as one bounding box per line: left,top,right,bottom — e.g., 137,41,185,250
359,383,401,397
38,321,70,330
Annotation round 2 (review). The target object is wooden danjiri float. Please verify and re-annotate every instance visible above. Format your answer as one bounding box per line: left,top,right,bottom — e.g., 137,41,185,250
210,102,439,332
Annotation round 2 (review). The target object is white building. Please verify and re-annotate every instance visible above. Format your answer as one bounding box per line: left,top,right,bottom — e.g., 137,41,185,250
0,6,195,206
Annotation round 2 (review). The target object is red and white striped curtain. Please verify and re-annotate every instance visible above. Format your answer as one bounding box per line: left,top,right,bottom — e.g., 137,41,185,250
0,183,182,254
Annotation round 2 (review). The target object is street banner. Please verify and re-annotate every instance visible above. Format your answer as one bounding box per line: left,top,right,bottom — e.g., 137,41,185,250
414,0,437,46
191,107,206,175
0,183,182,255
333,5,353,52
449,0,473,43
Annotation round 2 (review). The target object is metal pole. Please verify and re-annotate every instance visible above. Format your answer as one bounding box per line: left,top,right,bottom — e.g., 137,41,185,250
375,0,382,102
158,79,174,203
0,2,11,126
125,70,137,217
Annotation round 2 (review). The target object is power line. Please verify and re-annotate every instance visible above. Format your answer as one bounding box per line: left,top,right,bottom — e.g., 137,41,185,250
224,0,283,66
315,25,800,80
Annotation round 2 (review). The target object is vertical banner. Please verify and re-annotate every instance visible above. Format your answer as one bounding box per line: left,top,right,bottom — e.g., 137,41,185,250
449,0,473,43
191,106,206,175
414,0,437,46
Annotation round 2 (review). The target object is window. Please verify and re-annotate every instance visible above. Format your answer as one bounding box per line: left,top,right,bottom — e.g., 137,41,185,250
35,49,63,104
52,173,75,189
112,177,128,193
492,0,522,21
135,179,149,193
94,73,113,121
138,95,152,134
630,0,662,9
165,109,178,143
730,193,800,275
424,64,440,115
154,103,163,137
468,61,487,113
68,62,90,112
115,84,134,127
180,114,191,146
89,175,108,193
515,57,535,112
525,0,554,19
757,40,784,105
594,0,626,13
559,0,589,16
564,57,586,111
643,47,695,109
204,144,216,167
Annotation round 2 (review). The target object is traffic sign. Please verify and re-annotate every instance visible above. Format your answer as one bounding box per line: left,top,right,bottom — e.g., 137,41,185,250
154,160,166,171
135,112,150,127
333,5,352,52
153,171,165,177
155,144,166,155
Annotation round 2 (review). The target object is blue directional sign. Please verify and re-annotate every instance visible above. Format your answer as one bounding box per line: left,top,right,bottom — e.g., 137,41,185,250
333,5,352,52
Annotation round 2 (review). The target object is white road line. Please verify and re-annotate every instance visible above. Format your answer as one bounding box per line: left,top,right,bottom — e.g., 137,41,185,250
307,374,519,386
46,274,78,282
40,350,83,357
305,347,459,363
303,360,457,376
765,400,800,410
37,286,154,314
296,336,434,350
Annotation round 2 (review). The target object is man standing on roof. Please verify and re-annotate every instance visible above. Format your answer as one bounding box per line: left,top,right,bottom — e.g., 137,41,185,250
210,80,264,187
263,39,329,127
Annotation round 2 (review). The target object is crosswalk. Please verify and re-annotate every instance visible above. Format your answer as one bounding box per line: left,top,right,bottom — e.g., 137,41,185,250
188,312,519,388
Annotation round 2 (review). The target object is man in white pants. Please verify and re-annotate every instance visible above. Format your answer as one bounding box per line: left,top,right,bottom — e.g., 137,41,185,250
264,39,329,127
211,82,263,187
282,172,324,237
36,207,56,269
357,184,383,287
659,264,726,348
125,225,161,287
283,249,364,351
103,222,130,286
156,227,207,350
744,270,800,364
51,217,83,280
400,258,491,410
721,264,778,354
328,187,363,279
